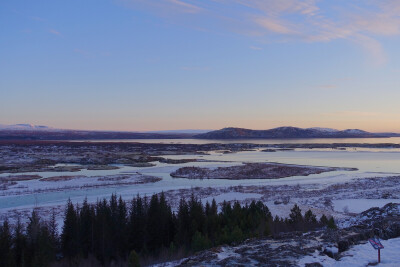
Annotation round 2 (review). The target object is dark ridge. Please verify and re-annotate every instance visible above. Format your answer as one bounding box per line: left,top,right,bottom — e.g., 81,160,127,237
0,126,398,141
194,127,389,139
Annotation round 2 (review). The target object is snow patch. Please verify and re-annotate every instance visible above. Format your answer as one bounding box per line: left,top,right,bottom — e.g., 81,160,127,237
0,124,52,131
308,127,339,133
333,199,400,214
201,192,263,205
298,237,400,266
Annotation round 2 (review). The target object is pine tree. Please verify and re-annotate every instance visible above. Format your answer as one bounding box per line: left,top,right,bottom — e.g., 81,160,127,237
176,198,190,247
327,217,336,229
319,214,329,225
13,217,26,267
289,204,303,224
0,193,340,265
36,223,55,266
304,210,317,224
25,209,55,266
205,200,218,244
159,192,174,248
79,197,94,258
116,195,128,258
129,195,147,253
61,199,79,259
0,220,14,267
27,210,40,244
220,201,232,229
108,194,119,259
191,231,211,252
26,209,41,265
230,225,244,244
147,194,161,252
48,208,59,252
188,194,205,239
94,198,113,263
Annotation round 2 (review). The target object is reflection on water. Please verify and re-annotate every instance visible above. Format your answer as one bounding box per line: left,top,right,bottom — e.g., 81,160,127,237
163,150,400,173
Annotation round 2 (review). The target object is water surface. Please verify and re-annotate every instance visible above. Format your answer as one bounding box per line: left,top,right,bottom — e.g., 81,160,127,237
1,145,400,211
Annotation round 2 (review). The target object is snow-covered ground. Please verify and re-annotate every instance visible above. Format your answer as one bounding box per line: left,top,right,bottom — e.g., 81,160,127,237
0,173,161,197
333,199,400,213
298,237,400,267
201,192,263,205
155,203,400,266
2,143,400,266
2,148,400,231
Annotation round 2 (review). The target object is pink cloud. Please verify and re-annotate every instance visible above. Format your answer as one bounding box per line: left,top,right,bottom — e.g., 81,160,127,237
118,0,400,65
168,0,202,13
254,17,296,34
117,0,202,15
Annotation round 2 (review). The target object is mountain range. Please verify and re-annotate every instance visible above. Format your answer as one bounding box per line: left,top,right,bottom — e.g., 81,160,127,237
0,124,399,140
193,127,388,139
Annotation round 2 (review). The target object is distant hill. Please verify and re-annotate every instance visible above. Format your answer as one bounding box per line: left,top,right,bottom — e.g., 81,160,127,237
0,129,195,140
0,124,195,140
1,124,398,141
194,127,392,139
145,129,212,134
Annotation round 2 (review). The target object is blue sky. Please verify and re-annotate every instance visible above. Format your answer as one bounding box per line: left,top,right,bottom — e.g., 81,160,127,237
1,0,400,131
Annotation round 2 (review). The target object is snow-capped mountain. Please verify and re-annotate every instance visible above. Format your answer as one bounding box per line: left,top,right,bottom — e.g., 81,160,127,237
341,129,369,134
0,124,52,131
307,127,339,133
195,126,386,139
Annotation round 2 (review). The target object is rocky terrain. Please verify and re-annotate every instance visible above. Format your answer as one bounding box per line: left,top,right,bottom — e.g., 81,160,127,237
1,140,400,267
1,140,399,176
158,203,400,266
0,141,231,174
0,173,162,196
170,163,355,180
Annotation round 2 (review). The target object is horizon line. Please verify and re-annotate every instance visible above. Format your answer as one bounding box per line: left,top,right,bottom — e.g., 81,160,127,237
1,124,399,134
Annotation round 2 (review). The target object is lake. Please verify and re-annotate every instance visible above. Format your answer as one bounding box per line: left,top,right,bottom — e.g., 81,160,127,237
1,143,400,210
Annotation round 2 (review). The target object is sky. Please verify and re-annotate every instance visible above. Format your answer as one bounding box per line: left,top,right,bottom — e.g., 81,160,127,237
1,0,400,132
